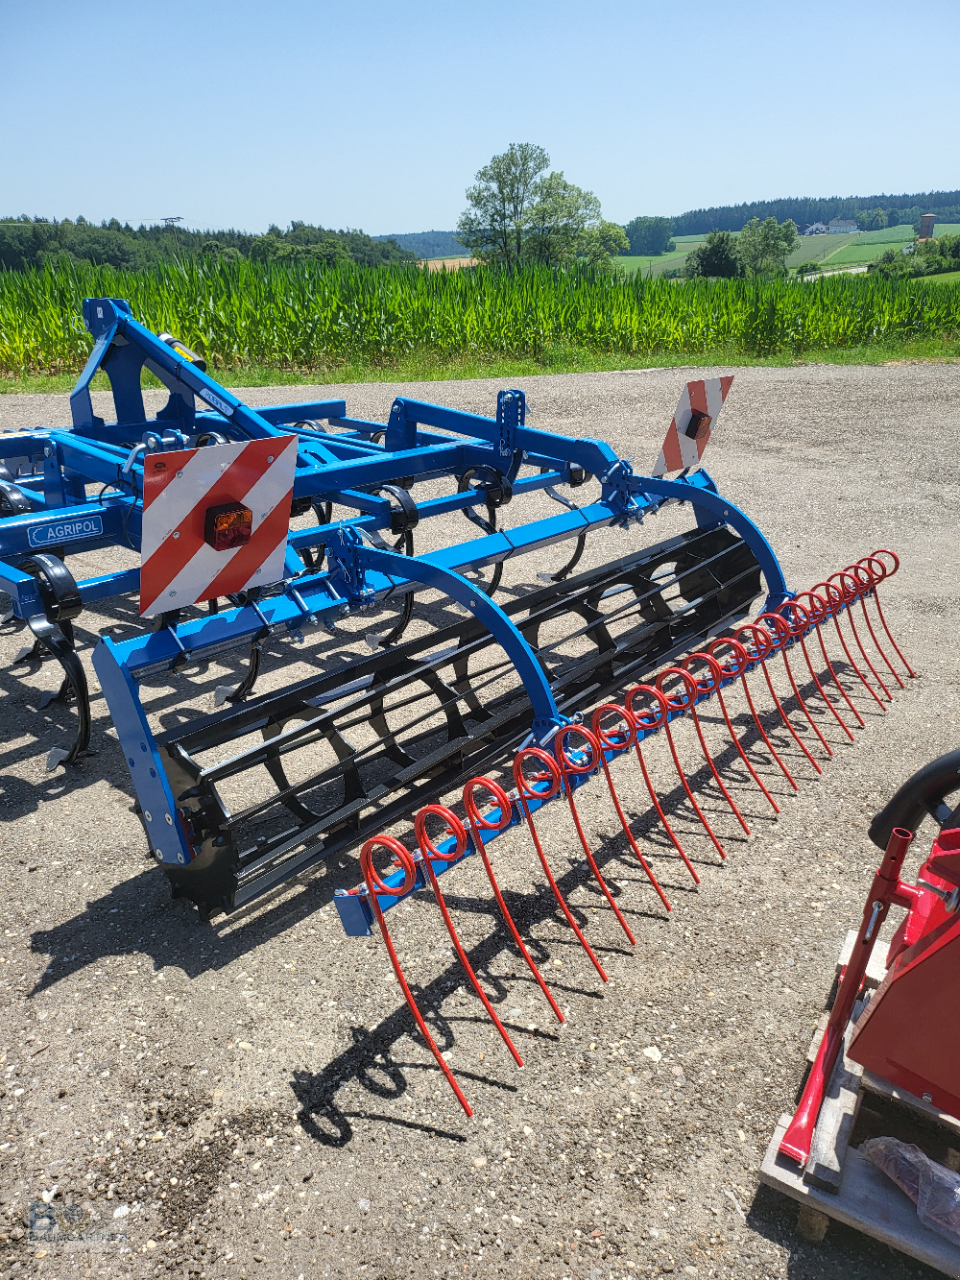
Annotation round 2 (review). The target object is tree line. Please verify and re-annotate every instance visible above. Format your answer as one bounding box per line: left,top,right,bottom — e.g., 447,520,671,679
0,217,416,272
666,191,960,237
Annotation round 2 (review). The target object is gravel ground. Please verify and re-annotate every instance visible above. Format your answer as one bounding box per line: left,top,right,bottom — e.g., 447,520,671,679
0,364,958,1280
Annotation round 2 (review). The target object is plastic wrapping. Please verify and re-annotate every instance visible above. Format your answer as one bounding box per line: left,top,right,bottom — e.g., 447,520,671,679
860,1136,960,1246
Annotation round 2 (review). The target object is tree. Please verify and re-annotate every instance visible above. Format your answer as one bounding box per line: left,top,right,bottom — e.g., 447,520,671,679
856,207,888,231
456,143,550,265
456,144,624,269
737,217,799,277
682,230,742,278
525,172,602,265
624,215,675,256
580,220,630,270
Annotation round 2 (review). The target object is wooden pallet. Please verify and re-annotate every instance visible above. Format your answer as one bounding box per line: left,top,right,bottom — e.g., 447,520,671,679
761,1112,960,1277
759,939,960,1276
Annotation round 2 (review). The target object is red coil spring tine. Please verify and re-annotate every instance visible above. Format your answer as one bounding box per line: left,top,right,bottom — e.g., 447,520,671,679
513,749,609,981
757,612,833,757
868,549,917,678
660,666,751,834
590,705,672,911
775,600,855,743
651,669,729,859
793,589,865,729
553,725,638,944
850,560,905,689
360,836,472,1116
813,575,884,711
684,651,780,813
707,637,799,791
414,806,525,1068
623,685,701,884
828,570,892,702
462,777,565,1024
734,623,822,774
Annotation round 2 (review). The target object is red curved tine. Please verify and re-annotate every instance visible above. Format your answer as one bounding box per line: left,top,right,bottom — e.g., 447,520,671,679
850,559,905,689
757,612,833,757
652,670,730,858
590,705,672,911
683,651,781,813
777,599,855,743
462,777,565,1024
734,623,822,775
414,806,525,1068
793,590,865,729
659,666,751,834
812,576,885,711
553,726,638,944
513,749,610,980
828,570,892,702
360,836,472,1116
707,637,800,791
867,549,917,677
623,686,701,884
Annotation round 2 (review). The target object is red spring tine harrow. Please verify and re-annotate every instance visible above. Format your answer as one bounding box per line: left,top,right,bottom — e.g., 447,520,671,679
553,725,638,945
414,806,525,1068
776,598,856,743
623,683,702,884
360,835,474,1116
590,704,673,912
463,777,566,1026
513,747,611,980
350,550,915,1113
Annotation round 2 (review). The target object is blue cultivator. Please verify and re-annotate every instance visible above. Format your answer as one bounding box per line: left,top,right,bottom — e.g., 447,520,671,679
0,300,915,1032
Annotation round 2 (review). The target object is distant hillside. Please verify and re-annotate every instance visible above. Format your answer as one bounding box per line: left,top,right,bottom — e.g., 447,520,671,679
374,230,468,259
669,190,960,236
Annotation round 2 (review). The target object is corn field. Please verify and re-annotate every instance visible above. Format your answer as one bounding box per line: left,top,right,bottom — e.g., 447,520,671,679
1,258,959,377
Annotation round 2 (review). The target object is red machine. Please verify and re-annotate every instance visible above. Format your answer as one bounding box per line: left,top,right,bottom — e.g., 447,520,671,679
781,750,960,1166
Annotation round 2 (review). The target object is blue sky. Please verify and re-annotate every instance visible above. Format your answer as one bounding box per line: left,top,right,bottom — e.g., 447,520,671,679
2,0,957,236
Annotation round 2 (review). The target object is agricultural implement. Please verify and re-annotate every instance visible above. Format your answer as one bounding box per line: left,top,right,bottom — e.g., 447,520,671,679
0,297,916,1110
760,754,960,1272
780,751,960,1169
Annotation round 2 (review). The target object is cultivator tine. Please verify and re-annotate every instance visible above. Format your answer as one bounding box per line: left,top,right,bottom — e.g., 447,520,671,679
780,598,856,742
652,671,731,857
850,558,905,689
758,613,833,757
684,651,781,814
814,577,887,711
214,640,264,707
590,705,672,912
866,549,916,678
624,685,701,883
513,749,610,981
413,805,525,1068
793,589,866,728
707,637,800,791
360,836,473,1115
553,726,638,944
463,778,565,1024
829,570,893,702
661,665,751,835
735,623,822,775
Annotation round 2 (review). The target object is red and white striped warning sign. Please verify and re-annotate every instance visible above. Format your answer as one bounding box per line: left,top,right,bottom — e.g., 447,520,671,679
652,376,734,477
139,436,297,617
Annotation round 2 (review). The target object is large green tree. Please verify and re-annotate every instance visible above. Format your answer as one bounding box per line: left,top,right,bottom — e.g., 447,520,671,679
456,144,624,268
682,230,742,278
737,216,799,277
624,215,675,256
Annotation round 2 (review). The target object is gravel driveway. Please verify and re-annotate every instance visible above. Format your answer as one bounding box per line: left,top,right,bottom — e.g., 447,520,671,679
1,363,958,1280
